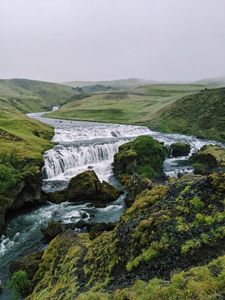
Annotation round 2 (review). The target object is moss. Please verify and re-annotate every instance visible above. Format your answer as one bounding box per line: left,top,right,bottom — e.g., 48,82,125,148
170,142,191,157
77,254,225,299
28,231,91,300
114,136,167,180
29,173,225,299
189,145,225,175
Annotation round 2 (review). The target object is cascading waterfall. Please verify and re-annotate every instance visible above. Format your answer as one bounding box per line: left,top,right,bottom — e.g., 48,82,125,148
52,125,152,143
43,139,129,182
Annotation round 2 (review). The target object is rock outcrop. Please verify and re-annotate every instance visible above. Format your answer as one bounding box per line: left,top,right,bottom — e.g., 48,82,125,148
189,145,225,175
27,172,225,299
114,135,167,181
170,142,191,157
0,169,45,234
10,251,43,280
41,220,63,242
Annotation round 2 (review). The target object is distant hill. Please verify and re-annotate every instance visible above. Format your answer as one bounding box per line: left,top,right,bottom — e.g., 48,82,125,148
63,78,155,89
0,78,77,113
193,76,225,88
149,87,225,142
46,83,203,125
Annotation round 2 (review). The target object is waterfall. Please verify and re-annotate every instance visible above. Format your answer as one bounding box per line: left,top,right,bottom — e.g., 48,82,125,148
43,139,129,183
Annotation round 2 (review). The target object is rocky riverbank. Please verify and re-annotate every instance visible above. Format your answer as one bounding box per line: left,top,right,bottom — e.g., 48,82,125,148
13,137,225,300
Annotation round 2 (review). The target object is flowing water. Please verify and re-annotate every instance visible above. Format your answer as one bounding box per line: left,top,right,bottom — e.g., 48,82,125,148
0,113,222,299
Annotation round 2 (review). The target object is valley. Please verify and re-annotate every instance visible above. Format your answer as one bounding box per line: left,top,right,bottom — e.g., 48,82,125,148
0,78,224,300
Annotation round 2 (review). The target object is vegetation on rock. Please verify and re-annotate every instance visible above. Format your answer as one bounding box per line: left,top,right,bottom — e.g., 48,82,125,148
189,145,225,175
27,171,225,299
170,142,191,157
114,135,167,181
0,109,54,234
10,251,43,280
66,170,120,206
8,270,31,300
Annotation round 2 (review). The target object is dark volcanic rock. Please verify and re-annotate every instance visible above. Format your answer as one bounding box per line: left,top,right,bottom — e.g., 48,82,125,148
189,145,225,175
0,170,45,234
41,220,63,242
170,142,191,157
67,170,120,206
10,251,43,279
43,189,66,204
124,174,153,208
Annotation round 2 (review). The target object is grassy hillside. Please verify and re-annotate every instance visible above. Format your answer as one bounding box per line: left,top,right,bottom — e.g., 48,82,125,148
46,84,203,124
0,106,53,194
0,78,77,113
148,88,225,142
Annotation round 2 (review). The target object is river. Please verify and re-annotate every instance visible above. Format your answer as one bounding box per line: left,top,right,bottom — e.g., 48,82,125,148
0,113,221,299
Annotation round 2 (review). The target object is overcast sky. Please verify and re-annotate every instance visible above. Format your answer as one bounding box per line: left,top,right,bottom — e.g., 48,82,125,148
0,0,225,82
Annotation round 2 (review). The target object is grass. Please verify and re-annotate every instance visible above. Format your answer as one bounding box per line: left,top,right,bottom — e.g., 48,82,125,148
0,109,53,162
45,84,204,124
0,107,53,197
148,88,225,142
0,78,77,113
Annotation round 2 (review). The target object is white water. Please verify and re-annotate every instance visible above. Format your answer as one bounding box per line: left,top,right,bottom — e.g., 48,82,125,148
39,114,221,191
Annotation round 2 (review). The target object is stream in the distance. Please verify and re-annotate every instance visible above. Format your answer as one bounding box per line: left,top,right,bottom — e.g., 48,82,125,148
0,113,221,299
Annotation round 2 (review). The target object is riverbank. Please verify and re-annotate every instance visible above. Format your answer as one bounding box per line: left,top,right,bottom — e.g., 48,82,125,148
0,109,54,235
1,114,224,299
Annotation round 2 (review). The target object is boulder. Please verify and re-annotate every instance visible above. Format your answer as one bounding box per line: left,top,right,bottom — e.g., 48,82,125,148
114,136,167,181
67,170,101,202
170,142,191,157
67,170,120,206
10,251,43,280
41,220,63,242
189,145,225,175
43,189,66,204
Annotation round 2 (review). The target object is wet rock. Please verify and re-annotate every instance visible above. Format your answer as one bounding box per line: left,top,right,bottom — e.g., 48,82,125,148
189,145,225,175
0,280,3,294
0,170,45,235
10,251,43,280
67,170,101,202
41,220,63,242
170,142,191,157
43,189,66,204
67,170,120,207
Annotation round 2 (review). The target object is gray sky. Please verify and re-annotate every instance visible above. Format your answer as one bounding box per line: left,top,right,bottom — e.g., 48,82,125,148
0,0,225,82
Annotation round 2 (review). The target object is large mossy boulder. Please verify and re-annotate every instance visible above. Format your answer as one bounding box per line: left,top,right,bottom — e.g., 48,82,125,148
114,136,167,180
170,142,191,157
10,251,43,280
67,170,120,206
189,145,225,175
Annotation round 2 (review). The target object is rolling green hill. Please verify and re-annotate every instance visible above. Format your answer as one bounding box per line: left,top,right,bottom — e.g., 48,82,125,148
0,78,77,113
148,87,225,142
46,84,203,124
